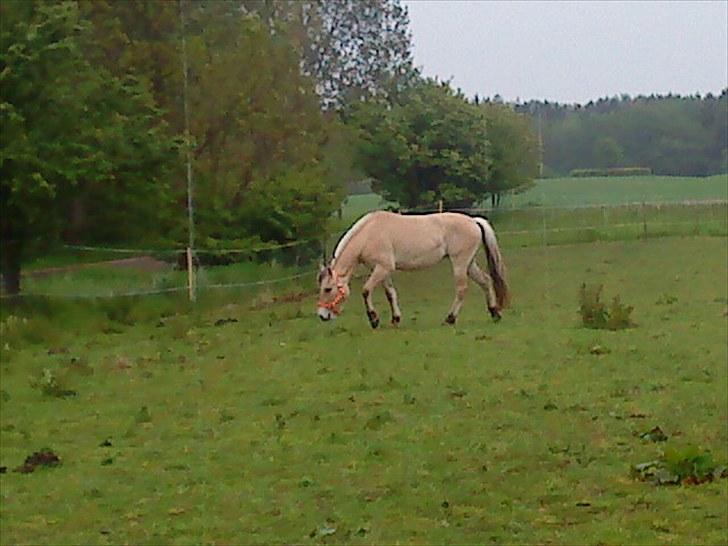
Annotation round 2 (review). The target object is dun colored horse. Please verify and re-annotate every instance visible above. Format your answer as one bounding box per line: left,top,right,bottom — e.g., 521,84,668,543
317,211,509,328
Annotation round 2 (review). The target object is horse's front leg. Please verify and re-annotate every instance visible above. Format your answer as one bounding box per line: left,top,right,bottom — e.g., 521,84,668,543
362,265,391,329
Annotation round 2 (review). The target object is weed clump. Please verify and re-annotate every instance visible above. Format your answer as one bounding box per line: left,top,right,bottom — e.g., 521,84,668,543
30,369,77,398
579,284,634,330
632,445,727,485
14,448,61,473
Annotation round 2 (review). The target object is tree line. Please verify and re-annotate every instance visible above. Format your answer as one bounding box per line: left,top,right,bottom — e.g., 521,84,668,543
513,92,728,177
1,0,537,295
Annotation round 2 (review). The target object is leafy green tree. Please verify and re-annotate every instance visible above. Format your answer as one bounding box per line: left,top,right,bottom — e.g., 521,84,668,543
81,1,348,247
181,4,344,245
241,0,418,111
481,102,538,206
352,80,492,208
0,1,176,294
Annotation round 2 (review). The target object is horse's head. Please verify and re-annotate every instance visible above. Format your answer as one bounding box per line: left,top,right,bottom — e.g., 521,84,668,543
317,265,350,321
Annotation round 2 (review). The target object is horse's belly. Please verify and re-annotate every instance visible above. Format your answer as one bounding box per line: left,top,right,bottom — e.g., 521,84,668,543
393,242,446,270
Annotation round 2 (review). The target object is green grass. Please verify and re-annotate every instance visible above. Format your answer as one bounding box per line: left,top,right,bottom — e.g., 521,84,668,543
1,236,726,545
338,175,728,217
505,174,728,208
14,259,313,299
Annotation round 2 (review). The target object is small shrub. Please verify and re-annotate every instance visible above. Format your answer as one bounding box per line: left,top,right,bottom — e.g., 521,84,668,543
579,284,634,330
663,446,726,484
607,295,634,329
1,314,62,348
632,445,727,485
30,369,77,398
14,448,61,473
656,293,678,305
570,167,652,177
100,299,136,326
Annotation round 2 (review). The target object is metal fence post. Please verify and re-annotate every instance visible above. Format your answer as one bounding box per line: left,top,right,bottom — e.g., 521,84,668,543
187,247,196,302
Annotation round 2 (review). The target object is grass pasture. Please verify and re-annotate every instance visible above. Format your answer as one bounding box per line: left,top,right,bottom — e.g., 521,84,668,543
505,174,728,208
339,175,728,228
1,236,727,545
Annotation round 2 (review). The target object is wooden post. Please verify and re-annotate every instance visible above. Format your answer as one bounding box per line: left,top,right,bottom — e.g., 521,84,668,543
187,247,196,302
641,202,647,237
438,199,443,213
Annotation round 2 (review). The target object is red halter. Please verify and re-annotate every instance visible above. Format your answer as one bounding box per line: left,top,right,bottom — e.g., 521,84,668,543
318,270,347,315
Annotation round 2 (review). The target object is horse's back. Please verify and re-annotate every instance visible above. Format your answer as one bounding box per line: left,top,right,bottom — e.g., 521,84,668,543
359,212,480,270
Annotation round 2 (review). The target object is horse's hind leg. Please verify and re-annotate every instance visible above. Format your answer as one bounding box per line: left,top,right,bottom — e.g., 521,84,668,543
445,262,469,325
362,265,391,329
383,277,402,325
468,261,501,322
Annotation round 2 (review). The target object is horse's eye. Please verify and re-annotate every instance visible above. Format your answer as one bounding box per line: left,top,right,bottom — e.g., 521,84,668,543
324,287,333,293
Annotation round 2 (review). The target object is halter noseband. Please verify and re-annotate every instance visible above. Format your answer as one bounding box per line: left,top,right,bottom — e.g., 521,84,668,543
318,269,347,315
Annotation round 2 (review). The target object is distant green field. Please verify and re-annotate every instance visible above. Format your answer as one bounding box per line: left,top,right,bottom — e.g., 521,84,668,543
2,237,726,544
506,174,728,208
341,176,727,223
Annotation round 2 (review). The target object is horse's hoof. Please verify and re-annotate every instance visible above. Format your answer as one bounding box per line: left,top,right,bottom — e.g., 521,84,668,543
391,316,401,326
444,314,456,325
367,310,380,329
489,307,502,322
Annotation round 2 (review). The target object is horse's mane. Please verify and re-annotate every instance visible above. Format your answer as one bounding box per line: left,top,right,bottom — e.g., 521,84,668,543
332,212,375,264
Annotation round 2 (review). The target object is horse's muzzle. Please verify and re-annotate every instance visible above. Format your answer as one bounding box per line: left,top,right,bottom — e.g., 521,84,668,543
317,308,335,321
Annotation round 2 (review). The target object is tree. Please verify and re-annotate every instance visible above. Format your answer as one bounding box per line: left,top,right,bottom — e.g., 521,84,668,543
481,102,538,206
180,3,345,245
593,136,624,169
241,0,418,111
0,1,176,294
352,79,491,208
80,1,348,247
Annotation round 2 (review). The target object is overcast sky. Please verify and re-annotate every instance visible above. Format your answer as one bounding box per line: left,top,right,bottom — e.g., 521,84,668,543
404,0,728,104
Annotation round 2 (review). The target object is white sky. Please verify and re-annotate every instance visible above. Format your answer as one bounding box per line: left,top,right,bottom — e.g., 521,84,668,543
404,0,728,104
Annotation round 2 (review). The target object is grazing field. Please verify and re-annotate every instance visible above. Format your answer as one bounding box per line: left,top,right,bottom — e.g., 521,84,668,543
340,175,728,226
505,174,728,208
1,236,726,545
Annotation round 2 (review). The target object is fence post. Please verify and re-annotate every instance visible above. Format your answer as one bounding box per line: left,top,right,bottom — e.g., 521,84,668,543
641,202,647,237
187,247,196,302
438,199,443,213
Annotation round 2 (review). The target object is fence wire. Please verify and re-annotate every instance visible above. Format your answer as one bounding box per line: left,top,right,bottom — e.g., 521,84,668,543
2,200,725,300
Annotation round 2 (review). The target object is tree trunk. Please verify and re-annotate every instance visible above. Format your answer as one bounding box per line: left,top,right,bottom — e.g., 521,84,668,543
1,239,22,295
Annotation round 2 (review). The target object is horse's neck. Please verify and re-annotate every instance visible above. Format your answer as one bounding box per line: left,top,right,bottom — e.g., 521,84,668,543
332,212,373,280
332,241,359,282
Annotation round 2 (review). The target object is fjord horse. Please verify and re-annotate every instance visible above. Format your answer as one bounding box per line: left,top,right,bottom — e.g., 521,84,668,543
317,211,509,328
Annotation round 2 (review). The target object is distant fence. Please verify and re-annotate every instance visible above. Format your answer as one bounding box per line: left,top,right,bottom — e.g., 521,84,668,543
3,200,726,300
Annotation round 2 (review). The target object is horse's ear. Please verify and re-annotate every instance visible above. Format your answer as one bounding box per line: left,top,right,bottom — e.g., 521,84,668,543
326,266,332,276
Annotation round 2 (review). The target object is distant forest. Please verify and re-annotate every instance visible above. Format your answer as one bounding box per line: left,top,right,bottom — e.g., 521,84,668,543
509,91,727,177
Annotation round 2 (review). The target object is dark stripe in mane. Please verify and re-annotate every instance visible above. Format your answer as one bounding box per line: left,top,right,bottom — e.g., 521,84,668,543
332,226,349,260
398,209,490,221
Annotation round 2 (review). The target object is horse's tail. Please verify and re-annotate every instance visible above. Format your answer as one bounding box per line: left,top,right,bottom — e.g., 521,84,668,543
473,217,510,310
